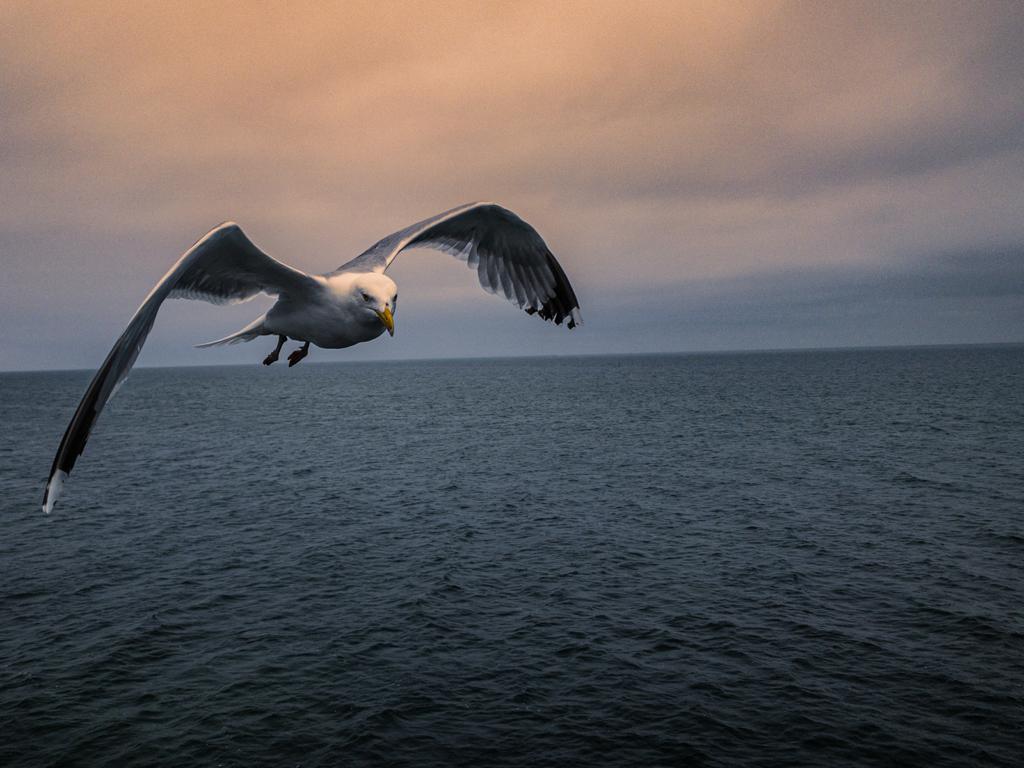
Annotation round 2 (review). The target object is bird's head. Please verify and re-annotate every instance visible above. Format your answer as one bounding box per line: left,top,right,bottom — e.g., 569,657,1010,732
352,273,398,336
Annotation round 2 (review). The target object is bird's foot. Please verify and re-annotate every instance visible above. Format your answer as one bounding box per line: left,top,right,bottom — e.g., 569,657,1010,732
287,345,309,367
264,335,287,366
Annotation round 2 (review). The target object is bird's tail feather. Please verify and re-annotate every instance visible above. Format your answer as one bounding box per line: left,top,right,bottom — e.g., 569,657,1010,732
195,315,267,348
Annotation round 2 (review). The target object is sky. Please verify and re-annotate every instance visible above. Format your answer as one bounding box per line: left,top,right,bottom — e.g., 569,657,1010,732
1,0,1022,371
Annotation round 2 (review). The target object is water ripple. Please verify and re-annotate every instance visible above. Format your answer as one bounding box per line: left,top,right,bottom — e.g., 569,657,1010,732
1,348,1023,766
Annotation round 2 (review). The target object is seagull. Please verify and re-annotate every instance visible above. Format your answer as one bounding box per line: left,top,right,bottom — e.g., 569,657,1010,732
42,202,582,514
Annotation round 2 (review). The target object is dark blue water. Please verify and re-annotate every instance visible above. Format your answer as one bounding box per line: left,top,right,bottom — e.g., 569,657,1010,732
2,348,1023,766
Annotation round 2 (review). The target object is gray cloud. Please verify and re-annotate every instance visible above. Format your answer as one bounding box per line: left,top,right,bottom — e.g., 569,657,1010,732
1,1,1023,371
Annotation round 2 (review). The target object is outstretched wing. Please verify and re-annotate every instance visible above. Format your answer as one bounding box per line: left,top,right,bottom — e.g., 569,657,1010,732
42,223,316,514
335,203,582,329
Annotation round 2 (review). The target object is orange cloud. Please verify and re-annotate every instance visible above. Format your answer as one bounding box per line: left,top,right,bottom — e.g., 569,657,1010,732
1,1,1022,367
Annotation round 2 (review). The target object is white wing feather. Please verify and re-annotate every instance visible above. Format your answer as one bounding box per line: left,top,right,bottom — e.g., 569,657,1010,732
42,223,316,513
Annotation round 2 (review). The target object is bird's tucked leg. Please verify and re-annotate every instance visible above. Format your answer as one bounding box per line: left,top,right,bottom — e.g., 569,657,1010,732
288,341,310,367
263,335,287,366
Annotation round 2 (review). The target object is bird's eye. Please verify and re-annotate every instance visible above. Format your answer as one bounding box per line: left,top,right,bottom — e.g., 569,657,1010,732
361,292,371,302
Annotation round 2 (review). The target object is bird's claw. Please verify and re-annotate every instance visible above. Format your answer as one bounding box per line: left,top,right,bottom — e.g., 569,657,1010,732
262,352,279,366
287,348,308,367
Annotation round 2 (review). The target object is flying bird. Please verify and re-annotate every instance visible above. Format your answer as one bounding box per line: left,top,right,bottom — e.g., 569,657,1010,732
42,202,581,514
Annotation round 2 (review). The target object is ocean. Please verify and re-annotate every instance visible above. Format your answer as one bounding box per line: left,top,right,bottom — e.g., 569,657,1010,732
2,347,1022,766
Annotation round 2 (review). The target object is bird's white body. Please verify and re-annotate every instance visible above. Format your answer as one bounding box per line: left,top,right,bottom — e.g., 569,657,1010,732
263,273,396,349
43,202,581,514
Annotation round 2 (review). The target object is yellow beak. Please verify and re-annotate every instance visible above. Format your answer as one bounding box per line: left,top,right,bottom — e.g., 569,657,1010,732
376,306,395,336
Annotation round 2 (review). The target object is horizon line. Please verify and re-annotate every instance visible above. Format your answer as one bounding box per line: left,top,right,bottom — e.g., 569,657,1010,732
2,340,1021,376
